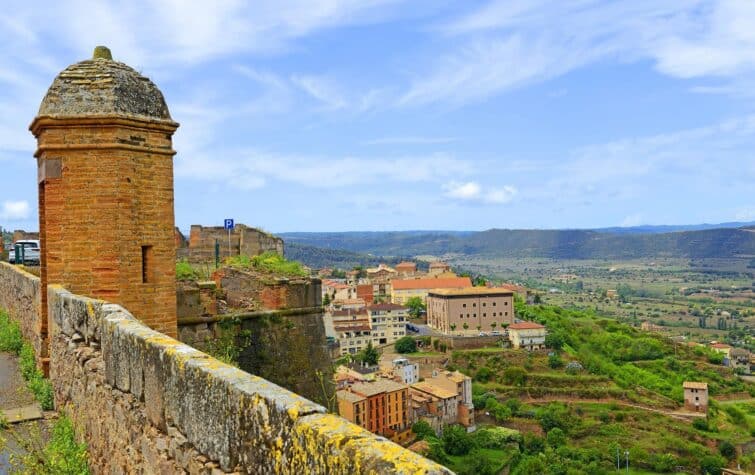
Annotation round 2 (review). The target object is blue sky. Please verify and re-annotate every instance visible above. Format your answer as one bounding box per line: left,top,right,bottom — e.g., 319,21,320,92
1,0,755,233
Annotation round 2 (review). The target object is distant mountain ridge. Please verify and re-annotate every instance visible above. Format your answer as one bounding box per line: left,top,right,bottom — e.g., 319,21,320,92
281,225,755,261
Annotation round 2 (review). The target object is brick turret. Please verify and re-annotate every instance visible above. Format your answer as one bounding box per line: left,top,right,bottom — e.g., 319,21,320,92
30,46,180,343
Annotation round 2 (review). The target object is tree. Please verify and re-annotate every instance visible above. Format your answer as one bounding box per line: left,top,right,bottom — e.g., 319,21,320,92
322,293,331,306
546,428,566,447
411,420,434,440
503,366,527,386
545,331,565,350
463,322,469,331
449,323,457,333
475,366,492,382
533,294,542,304
359,341,379,366
442,424,473,456
405,296,426,319
718,440,735,460
700,455,725,475
394,336,417,354
490,322,497,331
548,353,563,369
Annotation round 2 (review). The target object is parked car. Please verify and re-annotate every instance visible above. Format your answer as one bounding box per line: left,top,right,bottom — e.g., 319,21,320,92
8,240,41,265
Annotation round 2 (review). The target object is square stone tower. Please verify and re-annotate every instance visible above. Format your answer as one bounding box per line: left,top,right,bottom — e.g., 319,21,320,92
30,46,179,341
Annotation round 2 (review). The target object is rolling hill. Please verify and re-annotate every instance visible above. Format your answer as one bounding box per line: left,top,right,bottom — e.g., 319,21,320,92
281,226,755,264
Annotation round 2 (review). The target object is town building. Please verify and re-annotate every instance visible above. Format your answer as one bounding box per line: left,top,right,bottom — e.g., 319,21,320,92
367,303,408,346
322,279,355,302
390,358,419,384
331,298,366,310
356,284,375,304
711,343,733,359
409,370,475,432
329,308,372,356
390,276,472,305
337,379,411,443
426,287,514,335
366,264,397,281
508,321,547,350
683,381,708,413
395,261,418,277
427,261,451,276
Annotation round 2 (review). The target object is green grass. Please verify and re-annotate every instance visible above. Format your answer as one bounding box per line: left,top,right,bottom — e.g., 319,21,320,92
175,259,202,281
8,414,90,474
0,309,54,410
225,251,308,277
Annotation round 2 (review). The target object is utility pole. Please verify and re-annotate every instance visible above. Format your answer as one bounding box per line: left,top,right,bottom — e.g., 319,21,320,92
616,447,620,471
625,450,629,474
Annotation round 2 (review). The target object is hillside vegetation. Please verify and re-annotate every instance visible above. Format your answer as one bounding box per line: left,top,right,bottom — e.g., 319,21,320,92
281,227,755,260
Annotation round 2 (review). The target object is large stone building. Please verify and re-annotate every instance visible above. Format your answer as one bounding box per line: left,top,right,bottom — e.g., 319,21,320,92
391,276,472,305
31,46,179,339
426,287,514,335
367,302,408,346
176,223,283,264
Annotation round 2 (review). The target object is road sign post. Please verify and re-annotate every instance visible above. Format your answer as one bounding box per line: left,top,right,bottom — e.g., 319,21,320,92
224,219,234,259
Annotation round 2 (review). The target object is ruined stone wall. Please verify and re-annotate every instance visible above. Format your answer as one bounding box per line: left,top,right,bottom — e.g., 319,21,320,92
177,224,284,264
46,283,449,474
11,230,39,243
0,262,44,359
213,267,320,311
178,307,334,409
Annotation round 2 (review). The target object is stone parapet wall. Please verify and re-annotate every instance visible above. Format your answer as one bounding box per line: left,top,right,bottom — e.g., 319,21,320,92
0,262,44,359
47,284,450,474
214,267,321,311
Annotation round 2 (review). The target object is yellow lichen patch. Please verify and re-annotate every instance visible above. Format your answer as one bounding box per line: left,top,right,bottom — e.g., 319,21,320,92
86,301,95,318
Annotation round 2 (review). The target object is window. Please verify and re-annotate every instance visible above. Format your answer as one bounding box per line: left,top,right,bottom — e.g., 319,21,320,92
459,314,463,318
482,302,486,307
141,245,153,283
492,302,497,306
505,301,508,306
483,313,486,317
472,303,476,307
463,303,467,308
493,312,496,317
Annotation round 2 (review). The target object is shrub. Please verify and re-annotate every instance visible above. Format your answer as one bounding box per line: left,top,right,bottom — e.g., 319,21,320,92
651,453,677,473
475,366,492,382
548,353,563,369
692,417,709,431
394,336,417,354
546,427,566,447
442,424,474,456
565,361,583,375
412,420,434,440
473,426,521,449
724,405,746,426
719,440,736,460
175,259,200,281
225,252,307,277
503,366,527,386
700,454,726,475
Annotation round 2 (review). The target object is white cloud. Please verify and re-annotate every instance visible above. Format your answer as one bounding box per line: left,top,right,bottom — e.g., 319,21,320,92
401,0,755,106
443,181,517,204
177,151,474,190
291,74,348,110
0,200,31,220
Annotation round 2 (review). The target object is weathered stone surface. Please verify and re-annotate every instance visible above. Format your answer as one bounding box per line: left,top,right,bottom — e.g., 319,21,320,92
0,263,43,360
40,284,453,473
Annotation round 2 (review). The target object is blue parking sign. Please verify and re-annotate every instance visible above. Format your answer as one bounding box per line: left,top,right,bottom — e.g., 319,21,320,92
224,219,234,230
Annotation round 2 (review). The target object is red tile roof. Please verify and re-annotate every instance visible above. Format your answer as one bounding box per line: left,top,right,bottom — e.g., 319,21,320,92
509,321,545,330
391,277,472,290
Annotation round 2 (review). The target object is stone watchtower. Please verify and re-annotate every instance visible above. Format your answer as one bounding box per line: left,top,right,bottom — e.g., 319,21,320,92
30,46,179,341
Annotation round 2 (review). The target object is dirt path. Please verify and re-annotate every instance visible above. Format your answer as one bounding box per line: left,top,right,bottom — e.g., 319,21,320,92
0,352,36,411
